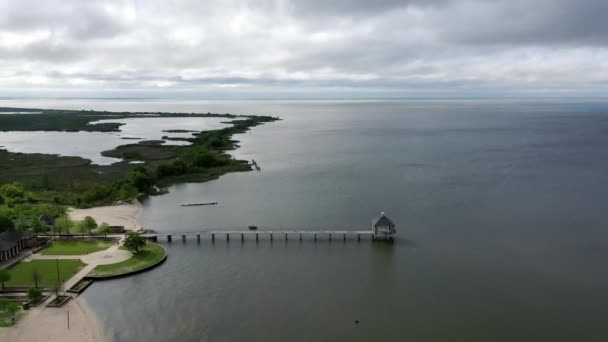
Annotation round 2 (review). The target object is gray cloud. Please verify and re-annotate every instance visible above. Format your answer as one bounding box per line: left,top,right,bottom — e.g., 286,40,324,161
0,0,607,96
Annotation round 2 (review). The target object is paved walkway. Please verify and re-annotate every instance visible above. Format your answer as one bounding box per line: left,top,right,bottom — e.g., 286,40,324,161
23,238,132,292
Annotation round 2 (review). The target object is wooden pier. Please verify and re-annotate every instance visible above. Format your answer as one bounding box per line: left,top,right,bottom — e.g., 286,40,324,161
143,213,396,243
143,230,387,243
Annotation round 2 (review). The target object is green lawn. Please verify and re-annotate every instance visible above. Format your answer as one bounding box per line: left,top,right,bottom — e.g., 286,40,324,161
40,240,112,255
4,259,86,287
90,243,165,277
0,311,13,327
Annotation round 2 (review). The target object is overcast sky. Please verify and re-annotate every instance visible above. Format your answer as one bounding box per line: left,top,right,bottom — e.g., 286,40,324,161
1,0,607,98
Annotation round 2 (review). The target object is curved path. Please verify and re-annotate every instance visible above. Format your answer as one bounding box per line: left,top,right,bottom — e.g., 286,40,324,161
24,238,133,290
0,240,131,342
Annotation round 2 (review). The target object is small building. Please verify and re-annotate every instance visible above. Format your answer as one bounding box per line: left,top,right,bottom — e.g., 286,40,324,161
0,239,18,262
109,226,126,234
371,212,396,240
0,230,37,261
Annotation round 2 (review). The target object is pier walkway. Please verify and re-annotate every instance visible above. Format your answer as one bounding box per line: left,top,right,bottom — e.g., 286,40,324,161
142,230,381,242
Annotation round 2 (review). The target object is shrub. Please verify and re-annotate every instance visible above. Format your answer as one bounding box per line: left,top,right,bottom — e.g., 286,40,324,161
82,184,112,204
156,160,189,177
124,232,147,253
0,215,15,233
193,151,228,168
27,287,43,303
128,171,155,192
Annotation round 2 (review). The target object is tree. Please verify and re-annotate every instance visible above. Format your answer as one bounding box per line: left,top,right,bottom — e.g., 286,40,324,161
82,216,97,234
78,221,88,237
41,173,50,190
0,215,14,233
27,287,43,303
0,269,10,289
0,183,26,201
32,269,41,288
53,216,72,236
128,171,155,192
99,223,111,239
31,217,45,236
124,232,146,253
0,298,8,311
116,183,138,201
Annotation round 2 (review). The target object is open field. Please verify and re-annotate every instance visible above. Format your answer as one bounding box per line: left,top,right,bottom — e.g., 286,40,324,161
40,240,112,255
4,259,86,287
89,243,165,277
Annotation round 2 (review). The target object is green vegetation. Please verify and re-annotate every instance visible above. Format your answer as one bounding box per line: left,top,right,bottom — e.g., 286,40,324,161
40,240,112,255
123,232,146,253
4,259,86,287
0,299,21,327
0,108,278,223
90,243,165,277
27,287,43,303
0,214,14,232
98,222,111,239
0,269,10,289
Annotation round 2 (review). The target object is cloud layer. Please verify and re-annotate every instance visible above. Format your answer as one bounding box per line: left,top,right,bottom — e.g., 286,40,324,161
1,0,607,97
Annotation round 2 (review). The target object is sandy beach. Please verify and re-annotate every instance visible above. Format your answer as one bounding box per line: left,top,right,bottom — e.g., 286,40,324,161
0,202,145,342
0,296,106,342
69,202,143,231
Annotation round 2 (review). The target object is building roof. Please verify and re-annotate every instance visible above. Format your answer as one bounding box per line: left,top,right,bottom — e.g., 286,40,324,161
0,230,35,243
0,239,17,251
372,212,395,228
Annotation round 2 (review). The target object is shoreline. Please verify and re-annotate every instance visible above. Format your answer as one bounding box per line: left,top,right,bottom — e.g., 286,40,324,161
0,202,147,341
0,296,106,342
69,201,143,232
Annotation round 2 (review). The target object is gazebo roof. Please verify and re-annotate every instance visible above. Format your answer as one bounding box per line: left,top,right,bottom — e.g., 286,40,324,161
372,212,395,228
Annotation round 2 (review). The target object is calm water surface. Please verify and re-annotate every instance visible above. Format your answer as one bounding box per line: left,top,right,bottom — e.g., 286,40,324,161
3,98,608,341
0,116,230,164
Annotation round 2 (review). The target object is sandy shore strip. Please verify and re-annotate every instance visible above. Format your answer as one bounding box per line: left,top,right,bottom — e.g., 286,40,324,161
0,203,143,341
0,296,106,342
69,202,143,231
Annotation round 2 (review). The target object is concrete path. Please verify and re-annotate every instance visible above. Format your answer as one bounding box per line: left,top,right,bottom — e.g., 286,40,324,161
23,238,132,292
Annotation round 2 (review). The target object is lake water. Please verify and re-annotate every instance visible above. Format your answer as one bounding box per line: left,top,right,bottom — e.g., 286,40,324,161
3,98,608,341
0,115,230,164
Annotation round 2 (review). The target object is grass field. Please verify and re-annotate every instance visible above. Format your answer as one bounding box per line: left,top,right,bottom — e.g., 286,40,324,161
90,243,165,277
0,311,15,327
40,239,112,255
5,259,86,287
